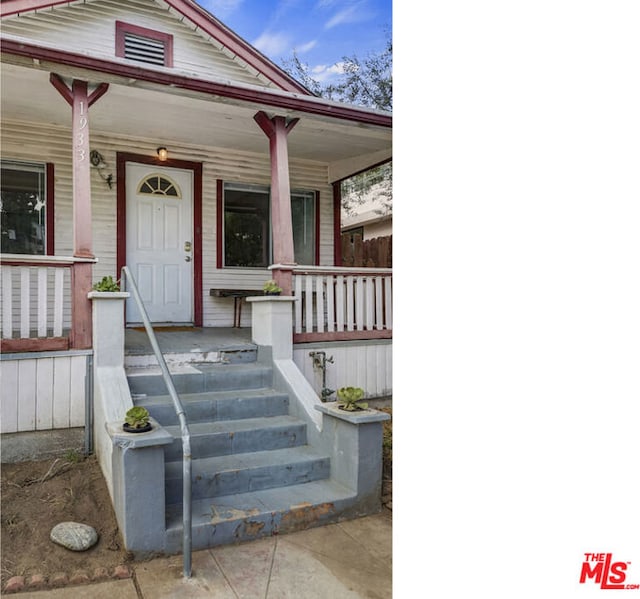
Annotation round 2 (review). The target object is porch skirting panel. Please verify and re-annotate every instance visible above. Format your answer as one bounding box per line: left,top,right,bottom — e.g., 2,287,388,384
293,339,392,402
0,351,90,434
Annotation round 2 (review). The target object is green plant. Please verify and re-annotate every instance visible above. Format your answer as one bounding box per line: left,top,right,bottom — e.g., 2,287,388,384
92,276,120,292
64,449,82,464
262,279,282,294
336,386,368,411
124,406,150,429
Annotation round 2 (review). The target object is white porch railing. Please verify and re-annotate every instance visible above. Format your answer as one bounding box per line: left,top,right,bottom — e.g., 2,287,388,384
292,266,392,342
0,254,93,351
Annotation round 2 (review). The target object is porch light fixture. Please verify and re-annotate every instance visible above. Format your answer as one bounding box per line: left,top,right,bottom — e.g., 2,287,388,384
89,150,114,189
157,147,168,161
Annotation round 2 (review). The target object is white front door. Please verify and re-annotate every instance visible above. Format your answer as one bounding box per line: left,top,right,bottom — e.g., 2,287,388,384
126,163,193,324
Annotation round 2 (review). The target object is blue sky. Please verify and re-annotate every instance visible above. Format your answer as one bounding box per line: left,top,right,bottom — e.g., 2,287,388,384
195,0,391,83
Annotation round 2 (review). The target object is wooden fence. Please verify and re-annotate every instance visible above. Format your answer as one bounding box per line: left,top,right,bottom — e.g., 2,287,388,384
341,234,392,268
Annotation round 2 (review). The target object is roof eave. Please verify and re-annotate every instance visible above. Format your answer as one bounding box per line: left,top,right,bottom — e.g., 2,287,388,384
0,38,392,128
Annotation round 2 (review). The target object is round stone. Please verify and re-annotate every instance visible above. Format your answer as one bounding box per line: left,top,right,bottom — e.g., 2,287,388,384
50,522,98,551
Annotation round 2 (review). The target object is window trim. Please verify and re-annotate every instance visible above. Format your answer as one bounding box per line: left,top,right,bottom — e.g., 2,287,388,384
221,181,271,269
0,160,55,256
46,162,55,255
216,179,319,269
115,21,174,68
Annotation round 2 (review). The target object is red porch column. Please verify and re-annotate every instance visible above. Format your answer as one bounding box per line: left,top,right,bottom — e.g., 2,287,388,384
51,75,108,348
254,111,299,295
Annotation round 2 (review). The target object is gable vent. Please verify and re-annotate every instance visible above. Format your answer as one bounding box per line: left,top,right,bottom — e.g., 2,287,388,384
124,33,166,66
116,21,173,67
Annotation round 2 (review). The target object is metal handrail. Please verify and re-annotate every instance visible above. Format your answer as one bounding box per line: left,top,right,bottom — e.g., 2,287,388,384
120,266,192,578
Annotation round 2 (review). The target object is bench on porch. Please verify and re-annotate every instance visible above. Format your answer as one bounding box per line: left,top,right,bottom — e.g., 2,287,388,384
209,288,263,327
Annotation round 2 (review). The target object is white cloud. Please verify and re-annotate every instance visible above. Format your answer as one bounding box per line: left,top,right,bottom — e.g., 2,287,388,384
324,2,371,29
325,4,360,29
311,61,346,82
295,40,317,54
253,32,291,57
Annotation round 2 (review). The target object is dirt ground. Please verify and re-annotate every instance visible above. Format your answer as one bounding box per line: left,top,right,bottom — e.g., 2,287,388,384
1,453,131,589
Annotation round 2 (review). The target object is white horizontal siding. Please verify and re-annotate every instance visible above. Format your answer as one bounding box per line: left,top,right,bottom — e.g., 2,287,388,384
0,354,87,433
293,341,392,400
1,0,276,89
1,119,333,328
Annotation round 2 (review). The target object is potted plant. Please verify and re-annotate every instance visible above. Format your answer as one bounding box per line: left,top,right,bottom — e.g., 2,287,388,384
262,279,282,296
92,275,120,292
336,386,368,411
123,406,152,433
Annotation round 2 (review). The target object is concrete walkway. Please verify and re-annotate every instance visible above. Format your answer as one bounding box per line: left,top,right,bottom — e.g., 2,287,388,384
14,511,392,599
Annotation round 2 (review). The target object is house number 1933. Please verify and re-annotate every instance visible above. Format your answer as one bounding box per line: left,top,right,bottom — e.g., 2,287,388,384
75,101,88,162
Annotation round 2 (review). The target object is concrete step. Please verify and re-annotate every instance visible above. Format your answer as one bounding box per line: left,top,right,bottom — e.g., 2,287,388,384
164,479,358,551
132,389,289,426
126,362,273,397
124,346,257,369
162,415,308,461
164,446,331,504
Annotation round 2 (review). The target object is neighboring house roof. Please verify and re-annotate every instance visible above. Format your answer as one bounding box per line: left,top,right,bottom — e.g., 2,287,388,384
342,208,392,232
341,175,392,231
0,0,310,94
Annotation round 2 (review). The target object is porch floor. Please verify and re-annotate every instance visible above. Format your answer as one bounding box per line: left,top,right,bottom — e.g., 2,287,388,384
124,326,254,355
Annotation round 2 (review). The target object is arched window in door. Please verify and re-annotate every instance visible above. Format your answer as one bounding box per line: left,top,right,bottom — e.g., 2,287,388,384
137,174,181,198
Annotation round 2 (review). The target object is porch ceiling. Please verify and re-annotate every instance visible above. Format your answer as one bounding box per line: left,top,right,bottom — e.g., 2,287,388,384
0,61,391,180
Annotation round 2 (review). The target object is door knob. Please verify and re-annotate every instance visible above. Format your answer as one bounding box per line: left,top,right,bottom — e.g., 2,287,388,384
184,256,192,262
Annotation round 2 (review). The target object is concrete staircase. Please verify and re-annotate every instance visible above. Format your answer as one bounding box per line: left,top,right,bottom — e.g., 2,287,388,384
125,349,357,552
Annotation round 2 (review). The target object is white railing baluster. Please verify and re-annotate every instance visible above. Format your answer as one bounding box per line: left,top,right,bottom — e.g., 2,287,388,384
54,268,64,337
326,275,335,333
336,275,345,332
20,267,30,338
38,267,48,337
346,276,354,331
2,267,13,339
375,277,383,330
355,276,364,331
315,275,325,333
304,274,314,333
293,274,303,333
365,277,374,330
384,276,392,328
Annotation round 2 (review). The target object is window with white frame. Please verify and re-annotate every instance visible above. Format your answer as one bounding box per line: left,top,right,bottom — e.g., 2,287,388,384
1,160,48,255
291,189,316,265
222,182,316,267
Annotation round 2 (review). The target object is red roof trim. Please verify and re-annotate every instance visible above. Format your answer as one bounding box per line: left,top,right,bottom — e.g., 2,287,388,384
2,39,392,127
1,0,311,94
0,0,71,16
